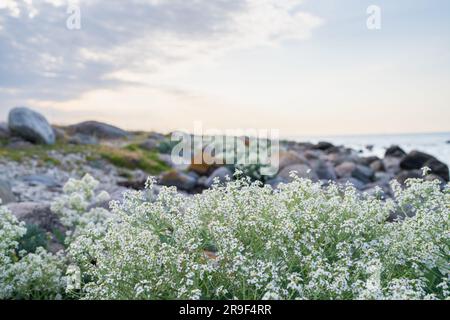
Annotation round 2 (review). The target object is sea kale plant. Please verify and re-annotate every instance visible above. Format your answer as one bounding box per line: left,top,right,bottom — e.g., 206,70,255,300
0,172,449,300
68,172,449,300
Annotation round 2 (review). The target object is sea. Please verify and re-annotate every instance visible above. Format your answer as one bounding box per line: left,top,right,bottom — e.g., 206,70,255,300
290,132,450,166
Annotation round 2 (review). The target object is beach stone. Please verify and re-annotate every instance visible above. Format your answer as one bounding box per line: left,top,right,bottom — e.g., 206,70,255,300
395,170,422,184
383,156,402,174
0,180,16,204
400,151,449,181
278,151,308,171
424,158,449,182
277,164,318,182
370,160,385,172
335,162,356,178
385,145,407,158
6,137,34,149
8,107,55,145
314,161,337,181
314,141,335,151
352,165,374,184
159,170,197,191
337,177,366,191
205,167,233,188
67,121,129,139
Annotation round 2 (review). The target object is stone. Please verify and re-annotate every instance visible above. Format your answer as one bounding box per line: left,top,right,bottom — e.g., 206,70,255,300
6,202,64,234
278,151,308,171
352,165,374,184
52,127,67,141
159,170,197,191
337,177,366,191
385,145,407,158
370,160,385,172
424,158,449,182
139,138,160,151
68,133,99,145
314,141,335,151
67,121,129,139
204,167,233,188
22,175,61,188
6,137,34,149
277,164,318,182
400,151,449,182
0,180,16,204
8,107,55,145
335,162,356,178
314,161,337,181
395,170,422,185
382,156,402,174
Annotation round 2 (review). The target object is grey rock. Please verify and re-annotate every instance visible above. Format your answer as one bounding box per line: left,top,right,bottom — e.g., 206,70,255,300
159,170,197,191
6,136,34,149
52,127,67,141
0,180,16,204
68,133,99,145
6,202,64,234
205,167,233,188
337,177,366,191
370,160,385,172
352,165,374,184
314,141,335,151
400,151,449,181
67,121,129,139
424,158,449,182
139,138,160,151
314,161,337,181
278,151,308,171
385,145,407,158
382,156,402,174
22,175,61,188
277,164,319,182
395,170,422,185
335,162,356,178
8,107,55,145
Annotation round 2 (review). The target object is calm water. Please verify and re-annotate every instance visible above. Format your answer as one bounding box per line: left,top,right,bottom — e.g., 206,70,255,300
291,132,450,166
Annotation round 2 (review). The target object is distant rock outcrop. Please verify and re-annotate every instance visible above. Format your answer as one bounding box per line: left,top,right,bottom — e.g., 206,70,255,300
67,121,129,140
8,107,56,145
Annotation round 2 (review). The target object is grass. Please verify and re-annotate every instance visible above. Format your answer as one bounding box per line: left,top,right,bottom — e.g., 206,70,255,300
0,138,169,175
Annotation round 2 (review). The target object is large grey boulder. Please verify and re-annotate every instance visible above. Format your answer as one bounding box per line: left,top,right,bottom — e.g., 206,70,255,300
0,180,16,204
8,107,55,145
67,121,129,140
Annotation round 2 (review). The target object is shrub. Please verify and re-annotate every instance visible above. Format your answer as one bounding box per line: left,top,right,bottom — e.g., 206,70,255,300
67,174,449,300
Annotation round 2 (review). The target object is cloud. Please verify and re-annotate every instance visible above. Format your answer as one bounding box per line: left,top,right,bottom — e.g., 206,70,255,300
0,0,323,108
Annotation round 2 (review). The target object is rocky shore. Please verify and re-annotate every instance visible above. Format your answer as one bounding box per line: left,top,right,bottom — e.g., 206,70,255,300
1,107,449,227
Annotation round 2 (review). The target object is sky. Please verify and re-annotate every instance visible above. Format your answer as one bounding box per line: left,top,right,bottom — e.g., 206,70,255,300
0,0,449,137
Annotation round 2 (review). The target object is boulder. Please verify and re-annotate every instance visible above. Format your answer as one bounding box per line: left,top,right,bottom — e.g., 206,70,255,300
8,107,55,145
139,138,160,151
382,156,402,174
277,164,318,182
370,160,385,172
314,161,337,181
0,180,16,204
6,137,34,149
68,133,98,145
352,165,374,184
424,158,449,182
21,175,61,188
278,151,308,171
67,121,129,139
335,162,356,178
159,170,197,191
337,177,366,191
400,151,449,181
0,122,10,139
385,145,407,158
395,170,422,185
6,202,64,234
204,167,233,188
314,141,335,151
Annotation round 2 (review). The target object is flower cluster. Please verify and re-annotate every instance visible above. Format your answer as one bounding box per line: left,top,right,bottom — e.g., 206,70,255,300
0,203,66,299
67,174,449,300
